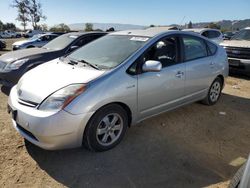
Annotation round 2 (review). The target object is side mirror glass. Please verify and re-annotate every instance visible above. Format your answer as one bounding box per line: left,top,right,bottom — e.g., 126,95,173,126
142,60,162,72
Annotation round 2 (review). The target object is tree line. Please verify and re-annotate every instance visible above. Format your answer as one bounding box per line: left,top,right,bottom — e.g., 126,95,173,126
11,0,46,30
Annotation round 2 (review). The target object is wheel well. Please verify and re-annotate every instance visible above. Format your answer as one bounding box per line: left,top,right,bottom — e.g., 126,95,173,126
97,102,132,127
113,102,132,127
217,75,224,86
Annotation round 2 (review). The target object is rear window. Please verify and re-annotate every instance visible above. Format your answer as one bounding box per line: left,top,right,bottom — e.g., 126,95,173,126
207,41,217,55
202,31,221,39
183,36,207,61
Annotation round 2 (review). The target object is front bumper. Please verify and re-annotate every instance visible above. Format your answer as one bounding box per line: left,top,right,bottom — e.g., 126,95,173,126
228,58,250,75
8,86,94,150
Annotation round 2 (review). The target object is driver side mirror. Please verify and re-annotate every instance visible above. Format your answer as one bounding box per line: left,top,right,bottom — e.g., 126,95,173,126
142,60,162,72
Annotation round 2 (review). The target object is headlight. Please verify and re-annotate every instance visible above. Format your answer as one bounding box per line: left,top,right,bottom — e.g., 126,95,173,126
4,58,29,71
38,84,86,112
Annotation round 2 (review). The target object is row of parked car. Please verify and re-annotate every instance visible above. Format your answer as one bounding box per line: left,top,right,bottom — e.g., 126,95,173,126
0,29,45,39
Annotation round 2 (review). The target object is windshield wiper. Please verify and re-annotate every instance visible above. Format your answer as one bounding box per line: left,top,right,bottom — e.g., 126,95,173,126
78,59,100,70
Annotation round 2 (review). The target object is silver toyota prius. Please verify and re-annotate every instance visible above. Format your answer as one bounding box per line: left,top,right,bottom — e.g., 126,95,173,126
8,29,228,151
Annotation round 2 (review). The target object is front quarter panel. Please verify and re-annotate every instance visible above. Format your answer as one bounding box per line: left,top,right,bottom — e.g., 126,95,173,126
64,67,138,123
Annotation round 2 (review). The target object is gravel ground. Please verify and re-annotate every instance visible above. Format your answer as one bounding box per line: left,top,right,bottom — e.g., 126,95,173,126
0,38,250,188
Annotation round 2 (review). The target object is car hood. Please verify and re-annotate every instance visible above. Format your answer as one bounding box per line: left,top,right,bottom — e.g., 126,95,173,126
16,59,106,103
220,40,250,48
12,40,32,46
0,48,54,63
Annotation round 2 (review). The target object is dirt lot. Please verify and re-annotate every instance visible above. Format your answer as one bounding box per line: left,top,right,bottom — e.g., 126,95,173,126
0,39,250,188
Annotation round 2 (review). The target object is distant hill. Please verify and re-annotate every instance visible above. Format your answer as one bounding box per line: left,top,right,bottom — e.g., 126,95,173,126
68,23,146,31
68,19,250,32
171,19,250,30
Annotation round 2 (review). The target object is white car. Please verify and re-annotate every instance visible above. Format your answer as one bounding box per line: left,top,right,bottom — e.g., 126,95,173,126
24,30,44,38
220,27,250,76
12,33,59,50
183,28,223,44
0,31,11,39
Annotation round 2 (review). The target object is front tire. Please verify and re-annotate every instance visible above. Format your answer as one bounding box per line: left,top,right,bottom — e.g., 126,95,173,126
83,104,128,152
202,77,223,105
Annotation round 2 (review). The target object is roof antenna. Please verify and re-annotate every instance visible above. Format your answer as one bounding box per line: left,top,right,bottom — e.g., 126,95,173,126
179,16,186,30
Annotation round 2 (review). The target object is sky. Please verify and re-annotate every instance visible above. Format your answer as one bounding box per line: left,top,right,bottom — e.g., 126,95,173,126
0,0,250,29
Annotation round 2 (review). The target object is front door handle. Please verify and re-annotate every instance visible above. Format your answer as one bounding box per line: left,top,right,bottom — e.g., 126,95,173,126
176,71,184,78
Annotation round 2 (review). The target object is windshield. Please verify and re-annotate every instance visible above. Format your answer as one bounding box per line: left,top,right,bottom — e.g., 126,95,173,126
231,30,250,41
68,35,149,69
29,34,40,41
43,34,78,50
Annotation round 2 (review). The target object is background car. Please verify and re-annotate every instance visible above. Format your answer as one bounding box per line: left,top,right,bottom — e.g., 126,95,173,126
0,32,107,87
23,29,44,38
0,40,6,50
183,28,223,44
220,27,250,76
0,31,11,39
223,31,235,40
12,33,59,50
7,29,228,151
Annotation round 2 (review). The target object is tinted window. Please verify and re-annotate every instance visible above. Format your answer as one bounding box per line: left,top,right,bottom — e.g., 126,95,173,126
202,31,220,38
143,37,178,68
231,30,250,41
74,35,103,47
207,41,217,55
183,36,207,61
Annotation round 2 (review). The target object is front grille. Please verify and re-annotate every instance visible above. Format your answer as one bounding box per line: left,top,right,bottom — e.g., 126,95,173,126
225,46,250,59
16,123,38,141
18,98,39,108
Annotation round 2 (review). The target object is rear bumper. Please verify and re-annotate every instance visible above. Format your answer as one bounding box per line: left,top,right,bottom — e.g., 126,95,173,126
228,58,250,75
8,86,94,150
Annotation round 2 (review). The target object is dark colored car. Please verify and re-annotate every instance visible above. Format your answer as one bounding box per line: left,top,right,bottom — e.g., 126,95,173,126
0,32,107,87
223,31,235,40
0,40,6,50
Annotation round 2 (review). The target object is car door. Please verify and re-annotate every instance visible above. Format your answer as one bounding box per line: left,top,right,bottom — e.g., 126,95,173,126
181,35,215,98
137,36,186,119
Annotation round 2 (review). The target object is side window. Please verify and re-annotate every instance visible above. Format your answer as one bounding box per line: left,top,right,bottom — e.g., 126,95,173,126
49,35,57,41
210,31,221,38
202,31,209,38
127,37,179,75
144,37,178,68
203,31,221,39
183,36,207,61
207,41,217,55
74,35,102,47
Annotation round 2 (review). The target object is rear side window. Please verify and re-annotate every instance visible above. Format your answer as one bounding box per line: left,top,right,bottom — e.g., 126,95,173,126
183,36,207,61
207,41,217,55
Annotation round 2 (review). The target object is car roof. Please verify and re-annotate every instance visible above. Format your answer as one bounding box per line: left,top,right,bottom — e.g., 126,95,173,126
61,31,107,37
110,27,178,37
183,28,221,33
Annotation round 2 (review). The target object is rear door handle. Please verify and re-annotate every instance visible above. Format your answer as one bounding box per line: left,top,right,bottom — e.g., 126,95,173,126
176,71,184,78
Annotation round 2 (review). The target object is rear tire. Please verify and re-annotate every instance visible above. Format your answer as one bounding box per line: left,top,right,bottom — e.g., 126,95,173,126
228,164,246,188
83,104,128,152
201,77,223,105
